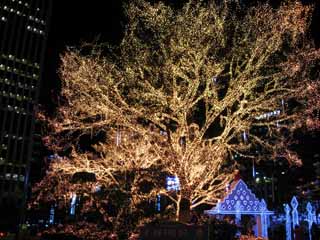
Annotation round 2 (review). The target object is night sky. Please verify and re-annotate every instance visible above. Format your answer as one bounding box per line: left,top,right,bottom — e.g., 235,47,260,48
40,0,320,104
40,1,125,103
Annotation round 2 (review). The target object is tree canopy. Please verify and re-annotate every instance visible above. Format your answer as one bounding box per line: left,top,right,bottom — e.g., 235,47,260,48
32,0,320,232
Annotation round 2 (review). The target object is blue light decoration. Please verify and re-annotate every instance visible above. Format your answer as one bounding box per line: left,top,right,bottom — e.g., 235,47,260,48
255,109,281,120
225,183,230,192
252,159,256,178
212,76,217,83
259,199,268,237
235,200,241,224
49,205,55,225
284,204,292,240
70,193,77,215
156,194,161,212
290,196,299,227
306,202,314,240
312,211,317,225
166,176,180,191
204,179,273,238
243,131,248,142
281,99,285,112
94,185,101,193
216,200,221,214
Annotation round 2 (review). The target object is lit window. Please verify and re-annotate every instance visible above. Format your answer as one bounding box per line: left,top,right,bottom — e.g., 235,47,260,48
19,175,24,181
12,174,18,180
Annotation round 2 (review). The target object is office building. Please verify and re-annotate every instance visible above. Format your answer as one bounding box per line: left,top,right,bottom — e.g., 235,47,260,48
0,0,52,229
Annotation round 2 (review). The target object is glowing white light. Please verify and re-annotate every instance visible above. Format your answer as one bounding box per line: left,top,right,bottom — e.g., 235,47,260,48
70,193,77,215
284,204,291,240
291,196,299,227
49,206,55,224
166,176,180,191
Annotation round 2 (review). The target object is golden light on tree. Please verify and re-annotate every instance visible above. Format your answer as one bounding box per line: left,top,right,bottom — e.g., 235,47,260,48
32,0,320,227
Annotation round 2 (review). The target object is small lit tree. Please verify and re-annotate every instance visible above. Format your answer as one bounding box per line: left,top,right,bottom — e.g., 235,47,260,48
34,0,319,223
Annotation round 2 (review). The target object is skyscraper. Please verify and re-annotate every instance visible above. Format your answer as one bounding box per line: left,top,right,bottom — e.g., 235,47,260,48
0,0,52,229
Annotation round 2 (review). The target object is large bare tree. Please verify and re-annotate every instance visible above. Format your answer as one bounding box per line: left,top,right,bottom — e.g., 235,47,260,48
35,0,319,222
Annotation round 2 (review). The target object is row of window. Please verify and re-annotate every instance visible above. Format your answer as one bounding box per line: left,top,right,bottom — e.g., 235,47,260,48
26,24,44,35
0,64,39,80
4,1,29,8
0,160,27,168
0,179,25,198
0,110,33,136
2,134,23,141
1,4,45,24
2,104,30,115
0,144,7,151
2,5,28,17
0,140,30,164
0,90,33,102
0,173,25,182
1,85,34,103
0,77,36,92
28,14,44,24
1,53,40,69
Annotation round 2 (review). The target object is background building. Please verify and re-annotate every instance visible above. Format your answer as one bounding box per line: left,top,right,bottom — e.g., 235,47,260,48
0,0,52,230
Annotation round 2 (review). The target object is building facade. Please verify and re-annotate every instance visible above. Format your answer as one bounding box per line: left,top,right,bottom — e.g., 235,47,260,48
0,0,52,229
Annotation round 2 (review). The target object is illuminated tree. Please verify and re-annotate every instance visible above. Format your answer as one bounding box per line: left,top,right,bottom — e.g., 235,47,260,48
34,0,319,223
306,81,320,130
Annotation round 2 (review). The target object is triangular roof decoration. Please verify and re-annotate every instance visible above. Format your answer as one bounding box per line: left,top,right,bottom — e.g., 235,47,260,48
205,179,273,215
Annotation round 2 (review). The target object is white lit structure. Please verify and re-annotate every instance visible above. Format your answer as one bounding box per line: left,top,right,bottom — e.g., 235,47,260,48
204,179,273,239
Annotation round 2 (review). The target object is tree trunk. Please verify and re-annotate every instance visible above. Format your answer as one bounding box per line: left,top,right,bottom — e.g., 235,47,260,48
175,194,182,221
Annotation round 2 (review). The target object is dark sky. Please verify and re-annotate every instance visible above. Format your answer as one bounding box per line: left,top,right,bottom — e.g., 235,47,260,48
40,1,125,102
40,0,320,102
